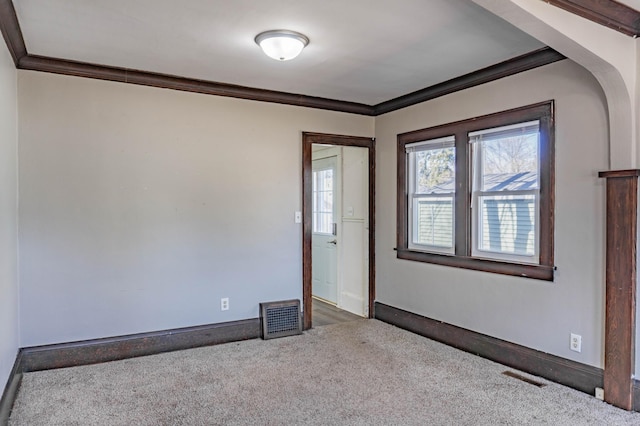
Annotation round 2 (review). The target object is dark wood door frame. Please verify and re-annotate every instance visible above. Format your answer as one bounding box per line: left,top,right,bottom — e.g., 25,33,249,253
302,132,376,330
598,169,639,410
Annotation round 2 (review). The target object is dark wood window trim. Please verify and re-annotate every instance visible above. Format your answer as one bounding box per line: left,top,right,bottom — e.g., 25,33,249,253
397,101,555,281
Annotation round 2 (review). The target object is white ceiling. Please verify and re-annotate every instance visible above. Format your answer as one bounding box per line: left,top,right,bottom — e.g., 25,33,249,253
618,0,640,11
14,0,545,105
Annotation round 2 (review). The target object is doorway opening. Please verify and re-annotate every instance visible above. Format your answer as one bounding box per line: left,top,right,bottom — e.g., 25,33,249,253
302,132,375,330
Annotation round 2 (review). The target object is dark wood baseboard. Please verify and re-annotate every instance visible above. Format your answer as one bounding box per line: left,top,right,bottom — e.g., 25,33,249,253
0,318,260,423
21,318,260,372
0,352,23,425
3,309,640,417
375,302,604,397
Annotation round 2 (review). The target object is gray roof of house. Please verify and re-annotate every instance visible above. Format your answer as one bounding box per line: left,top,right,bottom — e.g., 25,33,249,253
419,171,537,194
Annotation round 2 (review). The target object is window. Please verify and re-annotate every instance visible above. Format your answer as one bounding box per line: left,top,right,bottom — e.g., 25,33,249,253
397,102,554,280
407,136,456,253
312,158,336,234
470,121,540,263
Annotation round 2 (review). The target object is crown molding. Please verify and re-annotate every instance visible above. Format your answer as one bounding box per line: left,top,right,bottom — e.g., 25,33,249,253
545,0,640,36
18,55,375,115
373,47,565,116
16,49,564,117
0,0,566,116
0,0,26,66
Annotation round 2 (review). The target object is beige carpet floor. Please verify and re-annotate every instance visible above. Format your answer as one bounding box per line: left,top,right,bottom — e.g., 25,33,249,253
9,319,640,425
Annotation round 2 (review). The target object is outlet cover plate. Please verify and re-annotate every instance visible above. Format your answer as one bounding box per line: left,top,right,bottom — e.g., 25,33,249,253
595,387,604,400
570,333,582,352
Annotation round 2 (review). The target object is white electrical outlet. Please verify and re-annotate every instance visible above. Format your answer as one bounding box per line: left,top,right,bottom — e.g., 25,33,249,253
570,333,582,352
294,211,302,223
221,298,229,311
595,387,604,401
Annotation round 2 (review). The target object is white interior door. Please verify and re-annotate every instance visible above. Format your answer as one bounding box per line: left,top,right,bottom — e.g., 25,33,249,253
312,156,338,304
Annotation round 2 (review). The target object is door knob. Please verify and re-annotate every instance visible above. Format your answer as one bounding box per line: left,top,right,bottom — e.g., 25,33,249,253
328,239,337,244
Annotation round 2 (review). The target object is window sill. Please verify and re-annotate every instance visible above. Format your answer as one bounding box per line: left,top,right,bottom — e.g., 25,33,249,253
396,248,554,281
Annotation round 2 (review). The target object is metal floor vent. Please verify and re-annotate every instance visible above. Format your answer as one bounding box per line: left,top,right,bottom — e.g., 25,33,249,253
502,371,546,388
260,299,302,340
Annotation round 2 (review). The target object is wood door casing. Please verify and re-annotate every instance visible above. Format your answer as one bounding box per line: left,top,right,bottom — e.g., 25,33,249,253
302,132,375,330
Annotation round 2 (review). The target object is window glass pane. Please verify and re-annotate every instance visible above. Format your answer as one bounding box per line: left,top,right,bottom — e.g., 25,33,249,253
322,169,333,189
408,140,455,253
314,212,333,234
472,121,539,191
312,168,334,234
321,189,332,211
415,147,455,194
415,196,454,248
471,120,539,261
478,194,535,256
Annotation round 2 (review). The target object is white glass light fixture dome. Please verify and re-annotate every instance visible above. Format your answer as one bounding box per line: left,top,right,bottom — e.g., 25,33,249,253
255,30,309,61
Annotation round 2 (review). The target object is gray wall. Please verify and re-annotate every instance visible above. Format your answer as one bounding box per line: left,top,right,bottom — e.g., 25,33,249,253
18,70,374,346
0,44,19,386
375,60,609,368
10,57,624,375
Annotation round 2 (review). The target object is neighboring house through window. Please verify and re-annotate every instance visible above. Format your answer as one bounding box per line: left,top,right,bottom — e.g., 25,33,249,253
397,101,554,280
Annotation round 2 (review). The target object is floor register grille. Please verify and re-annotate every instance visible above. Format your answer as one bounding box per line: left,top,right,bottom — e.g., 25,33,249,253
260,299,302,340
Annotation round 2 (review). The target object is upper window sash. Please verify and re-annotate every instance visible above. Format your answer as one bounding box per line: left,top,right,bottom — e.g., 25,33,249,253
407,136,455,197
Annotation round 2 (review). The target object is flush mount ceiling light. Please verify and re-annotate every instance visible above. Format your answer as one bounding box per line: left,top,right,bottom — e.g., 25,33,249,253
255,30,309,61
